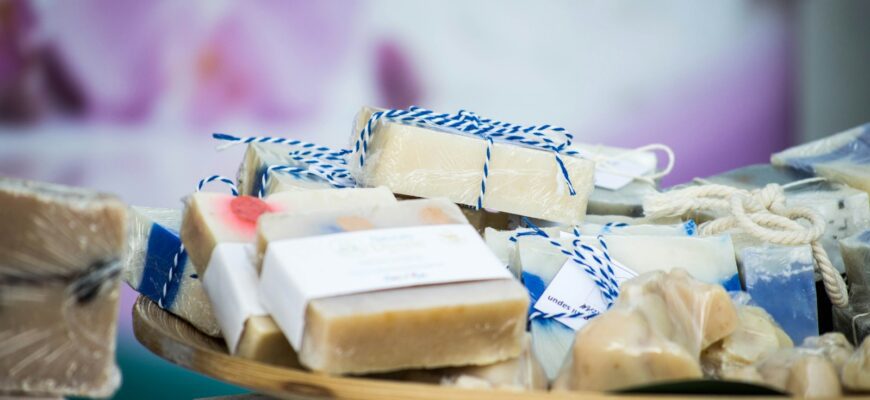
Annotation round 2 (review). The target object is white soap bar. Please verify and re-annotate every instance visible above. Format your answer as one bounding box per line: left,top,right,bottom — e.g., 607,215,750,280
349,107,596,224
122,207,220,336
237,143,334,196
772,122,870,195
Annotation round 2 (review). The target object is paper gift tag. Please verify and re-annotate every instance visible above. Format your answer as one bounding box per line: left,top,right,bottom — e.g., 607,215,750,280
532,243,637,331
594,158,655,190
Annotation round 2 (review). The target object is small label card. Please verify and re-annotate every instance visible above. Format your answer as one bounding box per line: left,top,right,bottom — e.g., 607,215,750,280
532,247,638,331
594,158,654,191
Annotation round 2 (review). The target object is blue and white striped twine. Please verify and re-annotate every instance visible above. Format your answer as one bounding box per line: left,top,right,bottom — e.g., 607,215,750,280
352,106,579,210
196,175,239,196
212,133,351,158
528,306,600,322
517,218,621,318
158,242,185,309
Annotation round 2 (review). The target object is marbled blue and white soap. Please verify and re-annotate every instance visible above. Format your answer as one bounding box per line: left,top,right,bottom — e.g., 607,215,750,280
772,122,870,195
121,207,220,336
517,233,739,381
739,243,818,343
705,163,870,273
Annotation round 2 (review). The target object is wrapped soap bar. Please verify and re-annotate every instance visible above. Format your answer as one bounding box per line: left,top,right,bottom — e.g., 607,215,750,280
832,291,870,346
801,332,854,372
705,163,870,273
772,122,870,194
841,229,870,292
556,269,738,392
349,107,596,224
518,231,739,380
180,188,396,364
122,207,220,336
842,336,870,391
236,142,338,196
587,180,659,217
702,305,793,379
735,236,819,343
755,349,842,398
0,178,126,397
258,198,528,374
377,334,547,391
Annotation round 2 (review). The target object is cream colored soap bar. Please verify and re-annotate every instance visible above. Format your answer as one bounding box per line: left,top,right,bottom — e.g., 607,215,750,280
122,207,220,336
181,187,397,274
0,178,126,398
350,107,596,224
843,336,870,391
557,269,738,392
180,188,396,365
756,350,842,398
258,199,529,374
701,305,793,379
237,143,333,196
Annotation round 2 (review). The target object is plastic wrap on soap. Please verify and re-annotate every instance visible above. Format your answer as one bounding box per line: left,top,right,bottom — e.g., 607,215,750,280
701,305,793,379
556,269,738,392
348,107,596,225
237,142,333,197
842,334,870,391
841,229,870,292
771,122,870,194
0,177,126,397
121,206,221,336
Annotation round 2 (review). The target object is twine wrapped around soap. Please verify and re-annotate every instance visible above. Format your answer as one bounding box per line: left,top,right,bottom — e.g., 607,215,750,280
212,133,351,158
643,182,849,307
516,218,622,317
196,175,238,196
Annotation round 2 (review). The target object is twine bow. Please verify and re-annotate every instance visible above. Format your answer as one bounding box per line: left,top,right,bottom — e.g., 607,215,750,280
643,182,849,307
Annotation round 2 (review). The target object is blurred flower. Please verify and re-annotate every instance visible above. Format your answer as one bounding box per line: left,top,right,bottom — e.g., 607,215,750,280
0,0,39,122
375,40,423,109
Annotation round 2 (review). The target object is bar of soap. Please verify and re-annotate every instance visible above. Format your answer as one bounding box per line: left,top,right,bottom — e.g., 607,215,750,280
519,234,739,380
587,180,659,217
802,332,854,372
842,229,870,292
557,270,738,392
0,178,126,397
236,143,334,196
756,350,842,398
258,198,528,374
772,122,870,195
180,188,396,364
121,207,220,336
842,336,870,391
377,334,547,391
181,187,397,274
737,240,819,343
702,305,793,379
705,163,870,273
350,107,596,224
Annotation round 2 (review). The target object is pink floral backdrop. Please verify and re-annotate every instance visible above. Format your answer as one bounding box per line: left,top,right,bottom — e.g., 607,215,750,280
0,1,795,398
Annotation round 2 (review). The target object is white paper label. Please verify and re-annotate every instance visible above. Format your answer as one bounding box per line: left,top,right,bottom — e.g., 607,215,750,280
594,158,654,190
532,242,638,331
259,224,513,349
202,243,267,354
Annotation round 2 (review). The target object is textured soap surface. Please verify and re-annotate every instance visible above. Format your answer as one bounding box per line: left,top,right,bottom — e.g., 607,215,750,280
705,163,870,273
558,269,738,392
181,187,397,273
236,143,333,196
841,229,870,292
772,122,870,194
755,349,842,398
519,233,738,380
739,242,819,343
701,305,793,379
258,198,528,374
374,334,546,391
350,107,596,224
842,336,870,391
0,178,126,397
122,207,220,336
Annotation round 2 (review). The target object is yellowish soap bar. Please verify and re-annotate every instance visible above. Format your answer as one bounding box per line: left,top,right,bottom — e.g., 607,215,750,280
350,107,596,224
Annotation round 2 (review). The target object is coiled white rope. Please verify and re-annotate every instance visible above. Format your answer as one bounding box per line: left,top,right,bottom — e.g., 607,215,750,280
643,182,849,307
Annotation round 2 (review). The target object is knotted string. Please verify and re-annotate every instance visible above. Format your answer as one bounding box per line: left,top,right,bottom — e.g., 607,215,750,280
643,182,849,307
352,106,578,210
196,175,238,196
517,218,622,321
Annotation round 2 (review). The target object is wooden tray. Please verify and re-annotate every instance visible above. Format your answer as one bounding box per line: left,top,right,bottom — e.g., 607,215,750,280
132,296,777,400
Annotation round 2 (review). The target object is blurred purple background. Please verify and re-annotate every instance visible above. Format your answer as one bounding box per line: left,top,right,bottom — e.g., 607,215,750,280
2,1,869,398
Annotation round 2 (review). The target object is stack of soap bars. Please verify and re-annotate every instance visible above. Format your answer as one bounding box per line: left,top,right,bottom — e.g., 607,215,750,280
12,108,870,398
